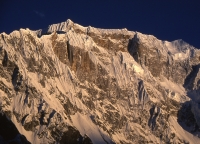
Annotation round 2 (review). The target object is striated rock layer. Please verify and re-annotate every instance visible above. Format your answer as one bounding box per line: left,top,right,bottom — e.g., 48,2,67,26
0,19,200,143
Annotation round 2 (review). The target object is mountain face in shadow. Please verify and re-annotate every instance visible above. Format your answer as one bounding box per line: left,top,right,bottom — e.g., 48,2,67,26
0,113,31,144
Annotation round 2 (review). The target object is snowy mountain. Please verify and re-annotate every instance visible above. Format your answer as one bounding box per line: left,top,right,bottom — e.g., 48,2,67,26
0,19,200,143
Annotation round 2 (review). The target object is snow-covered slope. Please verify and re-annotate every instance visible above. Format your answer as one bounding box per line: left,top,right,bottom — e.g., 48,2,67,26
0,19,200,144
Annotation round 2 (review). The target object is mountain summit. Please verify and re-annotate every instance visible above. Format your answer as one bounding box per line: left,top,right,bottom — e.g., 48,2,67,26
0,19,200,144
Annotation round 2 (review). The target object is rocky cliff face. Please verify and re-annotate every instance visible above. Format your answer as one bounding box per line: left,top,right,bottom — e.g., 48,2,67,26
0,19,200,144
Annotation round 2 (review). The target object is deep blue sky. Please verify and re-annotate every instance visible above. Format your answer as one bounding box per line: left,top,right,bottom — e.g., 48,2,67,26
1,1,200,48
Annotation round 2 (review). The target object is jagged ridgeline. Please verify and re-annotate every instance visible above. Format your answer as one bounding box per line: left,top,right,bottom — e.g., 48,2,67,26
0,19,200,144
